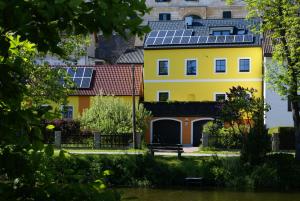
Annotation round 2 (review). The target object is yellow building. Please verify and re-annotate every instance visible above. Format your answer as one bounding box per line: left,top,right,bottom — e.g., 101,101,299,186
54,64,143,119
143,18,263,146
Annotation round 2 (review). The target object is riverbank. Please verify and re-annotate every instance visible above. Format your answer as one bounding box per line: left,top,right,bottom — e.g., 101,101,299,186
53,152,300,190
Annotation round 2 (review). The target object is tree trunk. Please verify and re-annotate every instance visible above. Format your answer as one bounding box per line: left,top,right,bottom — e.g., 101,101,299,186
292,97,300,160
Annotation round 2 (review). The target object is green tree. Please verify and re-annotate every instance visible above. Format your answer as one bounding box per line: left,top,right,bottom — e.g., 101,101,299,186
80,96,151,134
0,0,150,200
219,86,270,164
244,0,300,160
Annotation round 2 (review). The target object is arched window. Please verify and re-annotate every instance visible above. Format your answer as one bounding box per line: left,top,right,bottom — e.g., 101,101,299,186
184,15,201,20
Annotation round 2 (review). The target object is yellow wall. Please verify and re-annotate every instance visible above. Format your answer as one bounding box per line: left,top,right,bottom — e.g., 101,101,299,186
144,47,263,101
52,95,140,119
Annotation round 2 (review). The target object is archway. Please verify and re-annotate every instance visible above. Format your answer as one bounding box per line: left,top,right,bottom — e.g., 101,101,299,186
191,118,214,146
151,118,182,144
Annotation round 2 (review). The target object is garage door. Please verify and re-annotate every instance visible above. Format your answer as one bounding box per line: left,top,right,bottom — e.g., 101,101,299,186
152,119,181,144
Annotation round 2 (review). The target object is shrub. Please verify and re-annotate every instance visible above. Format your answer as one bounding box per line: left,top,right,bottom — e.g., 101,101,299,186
80,96,151,134
203,121,243,149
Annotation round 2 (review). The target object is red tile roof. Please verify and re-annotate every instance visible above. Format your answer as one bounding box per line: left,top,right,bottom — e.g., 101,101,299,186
60,65,143,96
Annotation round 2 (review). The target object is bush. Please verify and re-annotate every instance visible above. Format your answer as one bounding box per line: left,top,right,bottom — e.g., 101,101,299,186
41,119,81,143
203,121,243,149
80,96,151,134
240,128,271,165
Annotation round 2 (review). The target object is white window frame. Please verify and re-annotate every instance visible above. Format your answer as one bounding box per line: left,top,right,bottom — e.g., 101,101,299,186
61,105,74,119
157,91,170,102
214,93,227,101
214,58,227,74
185,59,198,76
238,57,251,73
157,59,169,76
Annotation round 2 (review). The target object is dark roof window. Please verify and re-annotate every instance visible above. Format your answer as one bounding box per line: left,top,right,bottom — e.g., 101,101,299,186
159,13,171,21
209,26,234,35
155,0,171,2
223,11,232,19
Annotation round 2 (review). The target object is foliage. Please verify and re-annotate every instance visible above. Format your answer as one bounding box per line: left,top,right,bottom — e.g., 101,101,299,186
268,127,295,150
218,86,270,165
0,0,150,200
244,0,300,159
80,96,151,134
203,121,243,149
64,153,300,190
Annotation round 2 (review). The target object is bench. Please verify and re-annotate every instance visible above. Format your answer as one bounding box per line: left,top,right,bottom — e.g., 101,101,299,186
147,143,184,158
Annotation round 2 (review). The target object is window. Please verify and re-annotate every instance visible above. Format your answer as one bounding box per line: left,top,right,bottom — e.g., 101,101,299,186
158,60,169,75
158,92,169,102
61,105,73,119
212,30,231,36
237,29,246,35
215,59,226,73
215,94,226,102
223,11,232,19
239,58,250,72
159,13,171,21
155,0,170,2
186,59,197,75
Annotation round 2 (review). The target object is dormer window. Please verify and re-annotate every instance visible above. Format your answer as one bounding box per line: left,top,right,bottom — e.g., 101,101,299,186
210,27,234,36
237,29,246,35
212,30,231,36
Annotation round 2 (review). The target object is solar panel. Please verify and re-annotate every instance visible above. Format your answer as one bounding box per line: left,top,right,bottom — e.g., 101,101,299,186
225,35,234,43
183,29,193,36
235,35,244,43
154,37,164,45
189,36,199,44
180,36,190,44
63,67,94,89
216,36,226,43
172,37,181,44
198,36,208,44
75,67,84,77
157,30,167,37
145,29,253,47
145,37,155,46
244,35,253,43
207,36,217,43
163,37,172,44
84,68,93,77
174,30,184,37
149,31,158,37
81,78,92,88
166,30,175,37
67,68,75,76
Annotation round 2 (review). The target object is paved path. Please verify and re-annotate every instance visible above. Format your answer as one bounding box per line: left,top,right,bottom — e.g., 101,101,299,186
68,150,239,157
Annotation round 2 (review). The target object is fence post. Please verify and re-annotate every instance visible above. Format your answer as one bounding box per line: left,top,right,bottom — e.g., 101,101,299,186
136,133,142,149
272,133,280,152
202,133,209,148
54,131,61,149
94,132,100,149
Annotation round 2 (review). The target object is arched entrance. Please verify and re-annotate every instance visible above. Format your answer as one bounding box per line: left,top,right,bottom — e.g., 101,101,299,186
191,118,214,146
151,118,181,144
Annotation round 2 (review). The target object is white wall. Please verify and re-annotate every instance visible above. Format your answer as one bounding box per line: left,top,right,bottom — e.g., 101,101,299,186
264,57,294,128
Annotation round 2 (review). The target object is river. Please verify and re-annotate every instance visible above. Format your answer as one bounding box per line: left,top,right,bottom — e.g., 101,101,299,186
119,188,300,201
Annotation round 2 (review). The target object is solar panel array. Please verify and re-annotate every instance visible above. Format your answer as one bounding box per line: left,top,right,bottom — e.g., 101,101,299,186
61,67,94,88
145,30,254,47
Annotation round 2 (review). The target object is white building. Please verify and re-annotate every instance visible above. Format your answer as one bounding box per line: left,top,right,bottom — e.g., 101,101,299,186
264,38,294,128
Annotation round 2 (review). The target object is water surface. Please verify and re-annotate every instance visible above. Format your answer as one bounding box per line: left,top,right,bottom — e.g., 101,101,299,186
119,188,300,201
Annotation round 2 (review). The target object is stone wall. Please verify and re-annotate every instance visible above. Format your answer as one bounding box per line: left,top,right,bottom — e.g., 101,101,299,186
143,0,247,22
